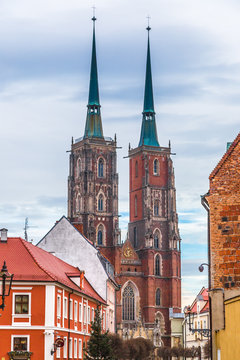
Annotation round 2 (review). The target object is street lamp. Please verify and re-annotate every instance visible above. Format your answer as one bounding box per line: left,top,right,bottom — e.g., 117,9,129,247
0,261,14,310
186,306,210,338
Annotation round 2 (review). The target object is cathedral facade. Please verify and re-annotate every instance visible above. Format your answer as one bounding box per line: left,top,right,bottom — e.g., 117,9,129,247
68,18,181,347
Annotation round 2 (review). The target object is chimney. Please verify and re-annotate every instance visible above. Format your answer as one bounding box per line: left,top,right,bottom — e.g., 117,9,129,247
0,228,8,242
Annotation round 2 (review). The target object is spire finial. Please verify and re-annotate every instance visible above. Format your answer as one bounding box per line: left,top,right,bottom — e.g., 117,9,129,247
146,15,151,32
92,5,96,22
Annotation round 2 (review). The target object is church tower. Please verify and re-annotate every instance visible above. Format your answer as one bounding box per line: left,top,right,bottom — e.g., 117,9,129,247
68,17,120,247
127,26,181,345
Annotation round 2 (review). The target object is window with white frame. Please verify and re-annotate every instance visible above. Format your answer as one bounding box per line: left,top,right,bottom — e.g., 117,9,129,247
70,299,73,320
74,338,77,358
12,336,29,351
74,301,78,322
84,304,87,324
64,337,67,358
88,306,90,324
69,338,73,358
14,294,30,315
57,295,61,318
92,308,95,322
79,339,82,358
79,303,82,322
64,297,68,318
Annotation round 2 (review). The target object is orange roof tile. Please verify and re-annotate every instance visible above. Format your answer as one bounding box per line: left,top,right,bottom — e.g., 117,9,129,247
0,237,106,304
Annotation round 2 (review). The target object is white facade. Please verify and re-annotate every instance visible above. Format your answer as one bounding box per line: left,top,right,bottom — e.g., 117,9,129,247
37,216,117,332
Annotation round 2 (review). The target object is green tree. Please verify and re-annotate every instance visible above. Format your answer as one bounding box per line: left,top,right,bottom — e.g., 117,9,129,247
84,306,112,360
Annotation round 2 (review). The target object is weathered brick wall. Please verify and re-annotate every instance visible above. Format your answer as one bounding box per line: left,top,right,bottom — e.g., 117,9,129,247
208,136,240,289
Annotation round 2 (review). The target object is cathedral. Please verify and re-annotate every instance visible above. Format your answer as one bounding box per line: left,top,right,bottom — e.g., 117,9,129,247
68,17,181,347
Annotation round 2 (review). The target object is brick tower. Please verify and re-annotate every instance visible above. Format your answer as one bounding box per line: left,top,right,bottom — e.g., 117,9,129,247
68,16,120,247
121,26,181,346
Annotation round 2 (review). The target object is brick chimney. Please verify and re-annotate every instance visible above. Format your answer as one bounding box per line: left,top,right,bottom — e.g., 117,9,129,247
0,228,8,242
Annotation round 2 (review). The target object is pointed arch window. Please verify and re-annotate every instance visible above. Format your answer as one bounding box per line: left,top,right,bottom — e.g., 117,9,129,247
122,285,135,321
97,224,104,245
154,200,159,216
98,158,104,178
135,161,138,178
134,195,138,217
78,158,81,177
153,159,159,175
155,255,161,276
98,194,103,211
156,288,161,306
154,233,159,249
133,227,137,248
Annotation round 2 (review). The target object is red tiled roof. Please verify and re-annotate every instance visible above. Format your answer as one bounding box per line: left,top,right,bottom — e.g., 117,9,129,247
0,237,106,304
189,287,209,313
209,132,240,180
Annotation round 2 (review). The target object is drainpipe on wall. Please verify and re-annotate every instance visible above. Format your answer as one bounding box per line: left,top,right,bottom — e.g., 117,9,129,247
201,194,212,360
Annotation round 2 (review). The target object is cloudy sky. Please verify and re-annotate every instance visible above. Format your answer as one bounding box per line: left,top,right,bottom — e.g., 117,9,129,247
0,0,239,307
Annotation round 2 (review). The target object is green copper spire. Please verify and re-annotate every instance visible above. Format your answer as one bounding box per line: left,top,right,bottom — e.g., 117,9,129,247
138,26,159,147
84,16,103,139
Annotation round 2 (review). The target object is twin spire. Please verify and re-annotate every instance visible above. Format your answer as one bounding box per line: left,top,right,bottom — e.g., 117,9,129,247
84,18,160,148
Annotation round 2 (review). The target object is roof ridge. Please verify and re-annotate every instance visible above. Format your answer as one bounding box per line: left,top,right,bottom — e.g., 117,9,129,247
209,132,240,180
20,238,57,281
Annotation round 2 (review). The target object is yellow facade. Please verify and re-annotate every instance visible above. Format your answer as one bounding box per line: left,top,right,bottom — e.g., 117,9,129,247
214,295,240,360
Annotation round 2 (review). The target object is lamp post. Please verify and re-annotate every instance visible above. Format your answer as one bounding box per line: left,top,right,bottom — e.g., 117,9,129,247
0,261,14,310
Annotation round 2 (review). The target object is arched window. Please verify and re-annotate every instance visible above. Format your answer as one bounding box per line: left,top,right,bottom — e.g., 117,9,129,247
153,159,159,175
78,158,81,177
98,158,104,178
154,233,159,249
154,200,159,216
135,161,138,178
155,255,161,276
156,289,161,306
133,227,137,248
134,195,137,217
98,194,103,211
97,225,104,245
122,285,135,321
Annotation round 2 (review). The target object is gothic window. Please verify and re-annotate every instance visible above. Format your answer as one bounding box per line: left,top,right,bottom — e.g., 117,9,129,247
135,161,138,178
154,200,159,216
98,158,104,178
156,288,161,306
154,233,159,249
134,195,137,217
97,225,104,245
153,159,159,175
98,194,103,211
133,227,137,248
78,158,81,177
122,285,135,321
155,255,161,276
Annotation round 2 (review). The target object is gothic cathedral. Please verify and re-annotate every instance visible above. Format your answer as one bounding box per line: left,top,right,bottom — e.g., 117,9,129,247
68,18,181,347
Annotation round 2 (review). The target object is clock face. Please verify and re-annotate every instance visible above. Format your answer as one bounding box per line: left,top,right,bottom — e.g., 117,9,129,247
123,247,133,258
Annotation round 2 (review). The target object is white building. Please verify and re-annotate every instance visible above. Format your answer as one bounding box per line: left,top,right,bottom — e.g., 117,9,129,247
183,287,210,358
37,216,119,333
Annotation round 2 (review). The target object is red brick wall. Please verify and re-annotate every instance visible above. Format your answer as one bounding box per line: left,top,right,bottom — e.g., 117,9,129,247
208,137,240,288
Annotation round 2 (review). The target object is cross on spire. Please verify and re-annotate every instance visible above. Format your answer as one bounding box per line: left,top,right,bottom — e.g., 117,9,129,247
92,5,96,21
146,15,151,31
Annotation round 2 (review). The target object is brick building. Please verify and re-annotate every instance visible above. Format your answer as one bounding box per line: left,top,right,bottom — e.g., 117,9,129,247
0,228,107,360
67,18,181,347
202,132,240,360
